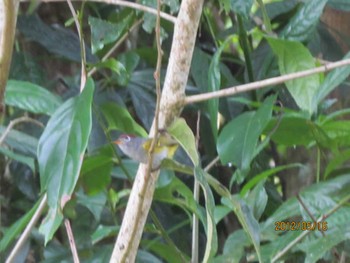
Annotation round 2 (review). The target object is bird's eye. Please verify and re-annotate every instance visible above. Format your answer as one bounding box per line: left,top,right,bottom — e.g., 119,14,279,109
123,135,131,142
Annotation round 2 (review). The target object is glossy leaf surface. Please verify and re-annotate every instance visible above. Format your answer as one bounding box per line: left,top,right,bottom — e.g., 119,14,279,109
37,79,94,243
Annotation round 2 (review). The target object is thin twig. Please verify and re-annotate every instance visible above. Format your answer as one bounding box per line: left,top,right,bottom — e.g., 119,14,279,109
297,194,325,237
5,194,48,263
64,218,80,263
66,0,87,92
0,116,44,145
204,156,220,173
88,19,143,77
19,0,177,24
185,58,350,105
191,111,201,263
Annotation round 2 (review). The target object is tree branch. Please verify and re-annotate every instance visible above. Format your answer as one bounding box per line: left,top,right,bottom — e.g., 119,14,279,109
185,58,350,105
109,0,204,261
0,0,19,119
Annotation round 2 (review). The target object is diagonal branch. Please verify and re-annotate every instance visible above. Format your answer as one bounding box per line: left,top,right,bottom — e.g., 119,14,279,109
185,58,350,105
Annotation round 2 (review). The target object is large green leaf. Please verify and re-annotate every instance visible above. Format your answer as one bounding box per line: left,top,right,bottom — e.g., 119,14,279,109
5,80,62,115
281,0,327,41
37,78,94,243
217,95,275,172
315,51,350,106
267,38,320,114
266,114,316,146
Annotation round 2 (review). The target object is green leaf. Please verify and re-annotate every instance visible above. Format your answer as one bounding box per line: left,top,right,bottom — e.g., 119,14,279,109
117,52,140,86
194,167,218,262
221,230,249,262
245,182,267,221
92,58,126,75
281,0,328,41
39,207,64,244
267,37,320,114
299,217,350,263
89,15,132,53
0,127,38,156
17,15,97,63
37,79,94,243
154,176,203,221
321,120,350,147
230,0,254,19
325,149,350,178
100,102,147,137
81,154,113,195
5,80,62,115
91,225,119,244
191,48,211,93
0,196,43,253
240,164,302,196
266,114,315,146
207,37,232,140
76,191,107,222
261,174,350,232
0,147,35,171
315,51,350,106
168,118,199,166
222,195,262,262
217,95,275,172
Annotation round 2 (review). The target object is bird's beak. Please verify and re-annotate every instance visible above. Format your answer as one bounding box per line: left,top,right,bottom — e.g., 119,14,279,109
114,139,121,145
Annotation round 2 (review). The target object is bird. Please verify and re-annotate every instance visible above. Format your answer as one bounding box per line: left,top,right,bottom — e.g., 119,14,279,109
114,133,178,169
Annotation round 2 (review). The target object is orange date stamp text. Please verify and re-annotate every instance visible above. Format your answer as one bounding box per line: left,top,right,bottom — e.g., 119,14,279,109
275,221,328,231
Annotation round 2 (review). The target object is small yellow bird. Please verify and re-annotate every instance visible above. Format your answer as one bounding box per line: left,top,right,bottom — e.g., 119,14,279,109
114,133,178,169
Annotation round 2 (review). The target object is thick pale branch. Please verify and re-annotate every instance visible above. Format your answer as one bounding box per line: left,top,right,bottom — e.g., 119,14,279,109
185,58,350,104
0,0,19,116
109,0,204,262
20,0,177,24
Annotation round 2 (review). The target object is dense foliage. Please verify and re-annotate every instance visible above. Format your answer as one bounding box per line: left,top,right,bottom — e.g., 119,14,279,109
1,0,350,262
